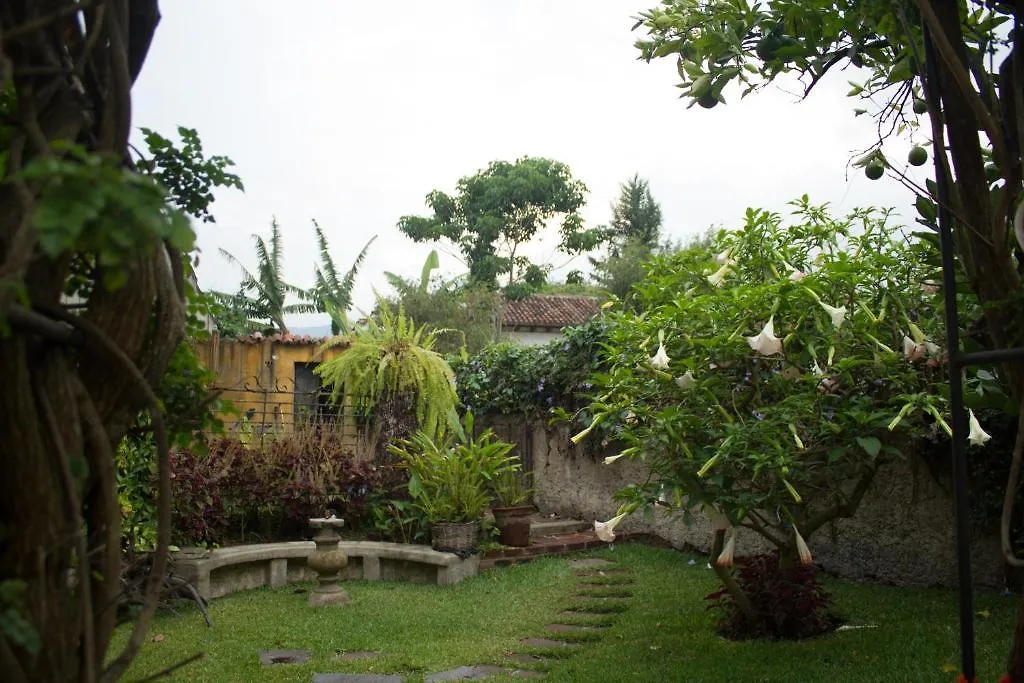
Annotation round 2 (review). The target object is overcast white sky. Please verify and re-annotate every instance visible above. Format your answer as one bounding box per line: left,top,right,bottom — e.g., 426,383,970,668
132,1,920,328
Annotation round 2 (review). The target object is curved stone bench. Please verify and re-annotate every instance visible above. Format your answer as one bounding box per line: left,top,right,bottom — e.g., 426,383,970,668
171,541,479,600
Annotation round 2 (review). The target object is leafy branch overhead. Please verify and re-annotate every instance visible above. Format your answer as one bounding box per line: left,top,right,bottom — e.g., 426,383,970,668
397,156,606,290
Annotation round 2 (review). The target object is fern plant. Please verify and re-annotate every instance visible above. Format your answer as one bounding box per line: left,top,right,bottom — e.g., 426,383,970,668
315,302,458,452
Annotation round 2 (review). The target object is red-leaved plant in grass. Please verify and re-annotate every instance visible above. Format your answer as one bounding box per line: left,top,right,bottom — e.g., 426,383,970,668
705,552,837,640
170,427,389,546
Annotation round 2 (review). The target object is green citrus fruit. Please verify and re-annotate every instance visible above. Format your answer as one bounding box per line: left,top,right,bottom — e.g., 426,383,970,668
755,35,781,61
865,161,885,180
908,146,928,166
654,15,673,29
912,98,928,115
697,92,718,109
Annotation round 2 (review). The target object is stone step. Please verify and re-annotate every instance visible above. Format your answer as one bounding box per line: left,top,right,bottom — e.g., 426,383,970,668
480,531,605,570
529,518,590,539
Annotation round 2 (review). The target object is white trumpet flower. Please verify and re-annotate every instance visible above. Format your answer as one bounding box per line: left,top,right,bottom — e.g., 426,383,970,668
968,409,992,447
707,263,732,287
820,302,847,328
675,370,696,390
795,528,813,566
650,343,670,370
716,528,737,568
594,513,627,543
746,316,783,356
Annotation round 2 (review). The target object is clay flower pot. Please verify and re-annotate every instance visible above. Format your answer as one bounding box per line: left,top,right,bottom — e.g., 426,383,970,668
491,505,533,547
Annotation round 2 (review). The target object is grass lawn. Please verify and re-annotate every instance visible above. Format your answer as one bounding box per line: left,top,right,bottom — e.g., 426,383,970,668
113,543,1016,682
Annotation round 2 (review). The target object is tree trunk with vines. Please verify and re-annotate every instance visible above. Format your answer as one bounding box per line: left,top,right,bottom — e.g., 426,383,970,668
0,2,180,681
920,2,1024,679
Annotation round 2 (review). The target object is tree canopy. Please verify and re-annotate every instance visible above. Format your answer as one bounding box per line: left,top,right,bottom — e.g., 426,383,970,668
397,157,605,291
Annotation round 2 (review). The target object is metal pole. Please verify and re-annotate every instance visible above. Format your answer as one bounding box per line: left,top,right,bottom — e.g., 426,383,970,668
923,23,976,680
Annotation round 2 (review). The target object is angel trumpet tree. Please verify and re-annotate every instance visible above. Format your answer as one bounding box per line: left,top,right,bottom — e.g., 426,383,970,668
580,200,960,638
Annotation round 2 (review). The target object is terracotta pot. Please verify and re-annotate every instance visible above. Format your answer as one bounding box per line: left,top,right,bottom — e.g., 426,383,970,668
491,505,533,547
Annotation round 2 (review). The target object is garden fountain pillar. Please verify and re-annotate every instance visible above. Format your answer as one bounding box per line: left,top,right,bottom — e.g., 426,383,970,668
307,515,350,606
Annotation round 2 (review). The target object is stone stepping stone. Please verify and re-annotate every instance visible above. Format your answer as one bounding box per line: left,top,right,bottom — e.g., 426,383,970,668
562,603,628,614
557,611,615,622
424,665,506,680
576,581,634,589
573,568,631,576
333,651,382,662
575,589,632,598
508,653,547,665
572,594,630,600
259,649,311,666
546,623,606,632
520,637,581,648
568,558,617,569
313,675,404,683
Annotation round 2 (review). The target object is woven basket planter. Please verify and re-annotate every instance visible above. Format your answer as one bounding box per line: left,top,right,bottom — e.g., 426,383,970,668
430,521,479,554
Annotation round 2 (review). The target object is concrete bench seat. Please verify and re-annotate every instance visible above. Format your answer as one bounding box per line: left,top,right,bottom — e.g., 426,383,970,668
171,541,479,600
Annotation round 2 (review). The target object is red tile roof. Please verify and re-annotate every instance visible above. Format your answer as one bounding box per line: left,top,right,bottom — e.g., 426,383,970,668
502,295,601,329
227,332,346,346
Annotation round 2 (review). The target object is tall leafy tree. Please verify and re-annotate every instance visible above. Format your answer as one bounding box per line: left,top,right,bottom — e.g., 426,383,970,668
214,218,313,335
590,175,664,299
397,157,605,290
606,174,663,252
634,0,1024,675
311,220,376,335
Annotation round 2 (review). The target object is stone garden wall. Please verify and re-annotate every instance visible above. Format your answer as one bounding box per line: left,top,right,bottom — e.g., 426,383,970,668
527,421,1006,589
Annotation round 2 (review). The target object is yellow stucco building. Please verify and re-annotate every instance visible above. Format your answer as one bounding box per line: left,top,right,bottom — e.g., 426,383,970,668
194,332,357,441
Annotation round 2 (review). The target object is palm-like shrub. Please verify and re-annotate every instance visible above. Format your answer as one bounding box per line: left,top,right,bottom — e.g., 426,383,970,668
213,218,314,334
316,303,458,458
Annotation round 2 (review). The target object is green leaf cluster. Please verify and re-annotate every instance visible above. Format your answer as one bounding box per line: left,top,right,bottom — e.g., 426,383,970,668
138,126,243,224
450,319,608,422
20,144,193,291
389,411,518,523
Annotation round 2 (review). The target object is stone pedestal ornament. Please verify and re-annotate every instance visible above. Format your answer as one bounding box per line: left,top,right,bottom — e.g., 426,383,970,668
307,513,350,606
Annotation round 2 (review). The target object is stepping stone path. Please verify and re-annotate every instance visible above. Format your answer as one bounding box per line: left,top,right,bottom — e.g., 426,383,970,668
313,555,635,681
259,649,311,666
496,556,636,678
